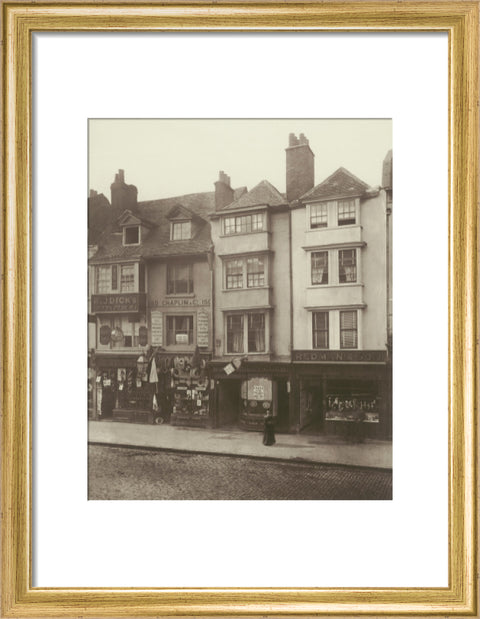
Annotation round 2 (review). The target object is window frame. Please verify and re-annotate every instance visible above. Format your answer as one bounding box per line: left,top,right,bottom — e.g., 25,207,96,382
311,251,329,285
166,315,194,346
337,199,356,226
338,248,357,283
223,254,268,290
171,220,192,241
312,311,329,349
340,310,358,349
222,212,266,236
310,202,328,229
225,311,268,354
167,262,194,295
123,225,140,246
120,264,135,293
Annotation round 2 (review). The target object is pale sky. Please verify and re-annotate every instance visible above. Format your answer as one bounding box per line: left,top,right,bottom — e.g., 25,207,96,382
89,119,392,202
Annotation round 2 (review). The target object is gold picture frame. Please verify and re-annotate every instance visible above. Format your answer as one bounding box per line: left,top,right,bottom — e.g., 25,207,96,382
2,2,478,616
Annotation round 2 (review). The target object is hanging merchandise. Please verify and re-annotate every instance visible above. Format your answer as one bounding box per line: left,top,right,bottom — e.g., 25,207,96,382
153,393,159,412
149,356,158,383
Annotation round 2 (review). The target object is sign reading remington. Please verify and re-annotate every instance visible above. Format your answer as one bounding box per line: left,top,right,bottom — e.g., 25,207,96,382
293,350,387,363
92,293,146,313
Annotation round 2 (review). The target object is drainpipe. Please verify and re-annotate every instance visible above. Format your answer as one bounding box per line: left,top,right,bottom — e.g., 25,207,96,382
288,205,295,432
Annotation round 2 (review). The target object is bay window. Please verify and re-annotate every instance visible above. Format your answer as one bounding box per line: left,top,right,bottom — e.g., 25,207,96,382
224,254,267,289
223,212,266,235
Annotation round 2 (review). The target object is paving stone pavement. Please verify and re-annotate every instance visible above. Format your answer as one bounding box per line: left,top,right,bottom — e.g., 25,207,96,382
88,444,392,500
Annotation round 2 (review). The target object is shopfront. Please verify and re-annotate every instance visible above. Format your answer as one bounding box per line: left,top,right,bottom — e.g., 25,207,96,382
292,350,392,440
210,362,293,432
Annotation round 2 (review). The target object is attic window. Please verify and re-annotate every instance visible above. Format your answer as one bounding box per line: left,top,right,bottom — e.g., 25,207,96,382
171,221,191,241
124,226,140,245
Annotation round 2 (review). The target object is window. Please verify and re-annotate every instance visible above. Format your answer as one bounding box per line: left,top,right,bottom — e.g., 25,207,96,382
340,311,358,349
310,203,327,229
101,316,144,349
124,226,139,245
223,213,265,235
312,312,329,349
166,316,193,345
120,264,135,292
224,255,267,289
226,312,267,354
338,200,356,226
226,314,244,353
311,251,328,285
247,257,265,288
171,221,191,240
247,313,265,352
339,249,357,283
225,260,244,289
167,263,193,294
96,266,111,293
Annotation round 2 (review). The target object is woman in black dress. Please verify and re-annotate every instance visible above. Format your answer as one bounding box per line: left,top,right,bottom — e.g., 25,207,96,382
263,412,276,446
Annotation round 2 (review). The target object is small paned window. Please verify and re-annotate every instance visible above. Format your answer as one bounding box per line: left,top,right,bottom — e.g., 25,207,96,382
312,312,329,349
167,263,193,294
310,203,328,229
225,260,244,289
226,314,244,353
311,251,328,285
223,213,265,235
96,266,111,293
338,200,356,226
340,310,358,349
339,249,357,283
120,265,135,292
247,257,265,288
172,221,191,240
124,226,139,244
166,315,193,345
247,313,265,352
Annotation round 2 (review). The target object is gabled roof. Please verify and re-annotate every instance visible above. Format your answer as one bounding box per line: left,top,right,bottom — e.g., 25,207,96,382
89,186,247,262
117,210,152,228
220,180,286,211
166,203,197,221
300,167,370,202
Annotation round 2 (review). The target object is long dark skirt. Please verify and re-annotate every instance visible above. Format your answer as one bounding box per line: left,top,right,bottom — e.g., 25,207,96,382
263,419,276,446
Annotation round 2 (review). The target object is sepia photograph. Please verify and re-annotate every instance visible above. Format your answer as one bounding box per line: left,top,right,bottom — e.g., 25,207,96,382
88,119,393,500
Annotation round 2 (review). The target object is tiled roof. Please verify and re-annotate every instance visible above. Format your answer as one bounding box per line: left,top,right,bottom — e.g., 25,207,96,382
300,167,370,202
89,186,246,262
220,180,286,210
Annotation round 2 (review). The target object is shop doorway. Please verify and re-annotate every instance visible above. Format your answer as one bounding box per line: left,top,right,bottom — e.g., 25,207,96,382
300,383,324,434
217,379,241,427
276,380,290,432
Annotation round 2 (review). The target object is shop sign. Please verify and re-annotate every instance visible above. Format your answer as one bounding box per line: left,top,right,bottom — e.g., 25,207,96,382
176,333,189,344
92,293,146,313
197,311,209,347
150,297,211,307
99,325,111,345
241,377,272,401
151,310,163,346
138,326,148,347
293,350,387,363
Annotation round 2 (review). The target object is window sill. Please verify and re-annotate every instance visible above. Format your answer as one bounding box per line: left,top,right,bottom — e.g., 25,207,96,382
305,224,362,232
219,230,270,238
222,286,271,293
307,283,363,289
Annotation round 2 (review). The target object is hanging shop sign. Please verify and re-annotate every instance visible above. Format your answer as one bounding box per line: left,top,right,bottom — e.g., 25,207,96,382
151,310,163,346
241,377,272,401
92,293,146,313
197,311,209,347
99,325,111,345
138,326,148,347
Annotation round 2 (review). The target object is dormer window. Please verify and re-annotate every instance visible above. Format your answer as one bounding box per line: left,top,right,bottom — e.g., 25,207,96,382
124,225,140,245
171,220,191,240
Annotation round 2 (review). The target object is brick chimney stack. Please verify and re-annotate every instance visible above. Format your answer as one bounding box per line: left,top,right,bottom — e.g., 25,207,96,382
214,170,234,211
110,169,138,210
285,133,315,202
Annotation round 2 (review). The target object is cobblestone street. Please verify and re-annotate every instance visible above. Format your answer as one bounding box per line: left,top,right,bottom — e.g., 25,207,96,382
89,444,392,500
